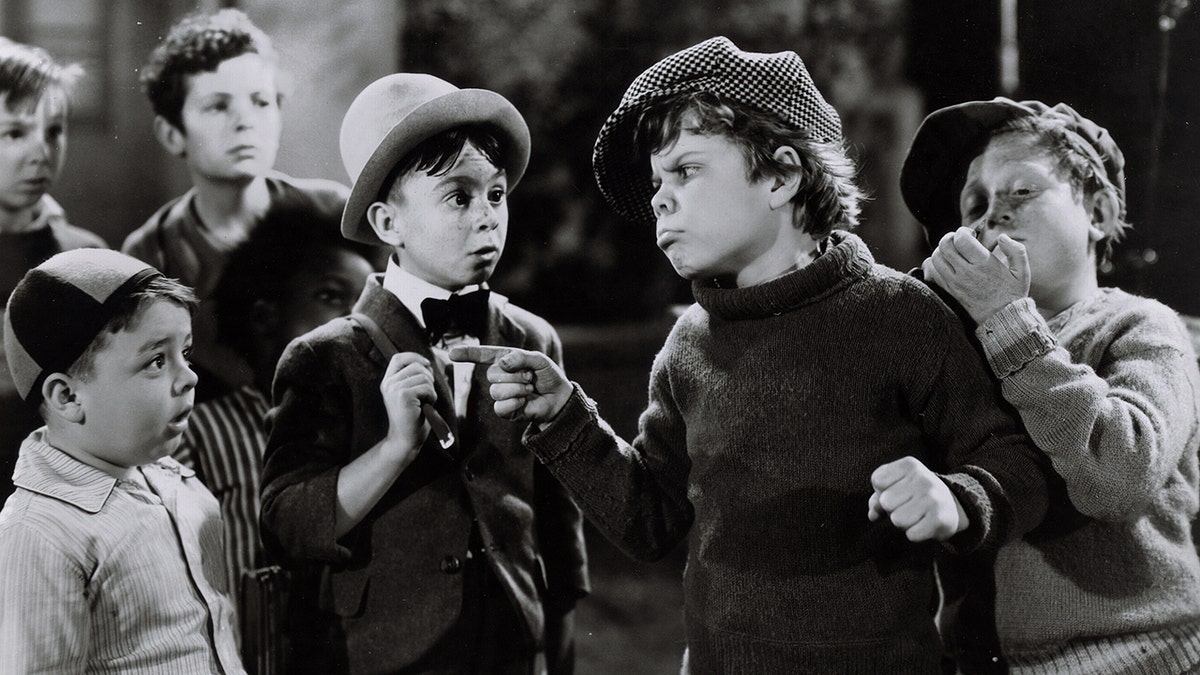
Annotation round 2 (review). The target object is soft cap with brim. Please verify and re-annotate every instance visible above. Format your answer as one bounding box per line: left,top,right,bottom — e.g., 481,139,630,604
339,73,531,245
900,97,1126,246
3,248,162,407
592,36,843,225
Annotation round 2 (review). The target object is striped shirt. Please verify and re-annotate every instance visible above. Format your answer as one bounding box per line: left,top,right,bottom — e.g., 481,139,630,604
175,385,270,614
0,430,244,674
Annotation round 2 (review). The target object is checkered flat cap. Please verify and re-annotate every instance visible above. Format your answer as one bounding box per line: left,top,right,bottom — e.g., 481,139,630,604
3,248,162,407
592,36,843,224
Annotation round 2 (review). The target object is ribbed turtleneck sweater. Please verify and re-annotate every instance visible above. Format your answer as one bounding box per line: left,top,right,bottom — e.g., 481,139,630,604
528,231,1050,674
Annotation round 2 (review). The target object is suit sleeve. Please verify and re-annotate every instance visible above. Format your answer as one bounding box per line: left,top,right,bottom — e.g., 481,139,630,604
259,338,354,566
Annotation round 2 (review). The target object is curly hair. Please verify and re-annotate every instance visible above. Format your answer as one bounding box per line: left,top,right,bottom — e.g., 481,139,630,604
634,91,863,238
0,37,83,112
140,8,276,131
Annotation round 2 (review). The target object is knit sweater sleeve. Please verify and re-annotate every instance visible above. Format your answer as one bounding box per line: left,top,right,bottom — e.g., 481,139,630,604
915,297,1053,553
523,336,693,562
976,295,1200,520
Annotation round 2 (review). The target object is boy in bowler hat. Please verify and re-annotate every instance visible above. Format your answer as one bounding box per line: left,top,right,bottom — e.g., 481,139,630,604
258,73,588,674
456,37,1052,673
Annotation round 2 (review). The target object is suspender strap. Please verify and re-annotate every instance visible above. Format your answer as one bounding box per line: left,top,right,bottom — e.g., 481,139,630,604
348,313,456,454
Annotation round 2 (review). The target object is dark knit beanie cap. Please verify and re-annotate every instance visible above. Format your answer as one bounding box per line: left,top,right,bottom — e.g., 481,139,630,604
3,248,163,407
592,36,843,225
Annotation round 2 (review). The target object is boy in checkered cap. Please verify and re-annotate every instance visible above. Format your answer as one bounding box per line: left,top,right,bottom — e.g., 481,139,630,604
456,37,1052,672
0,248,243,673
904,98,1200,672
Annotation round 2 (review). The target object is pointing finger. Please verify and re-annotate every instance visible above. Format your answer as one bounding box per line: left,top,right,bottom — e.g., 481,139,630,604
448,344,513,365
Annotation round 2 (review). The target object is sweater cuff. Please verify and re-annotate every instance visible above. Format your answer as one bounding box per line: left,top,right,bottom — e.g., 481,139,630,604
975,298,1056,377
939,471,992,555
523,383,597,464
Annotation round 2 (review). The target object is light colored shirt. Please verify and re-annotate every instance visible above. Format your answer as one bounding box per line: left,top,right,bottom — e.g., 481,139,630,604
975,289,1200,673
382,258,480,419
0,429,244,674
175,384,270,618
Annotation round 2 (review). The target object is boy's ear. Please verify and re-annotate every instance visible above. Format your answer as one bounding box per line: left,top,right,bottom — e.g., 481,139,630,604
153,115,187,157
768,146,804,210
1087,189,1119,243
366,201,404,247
42,373,84,424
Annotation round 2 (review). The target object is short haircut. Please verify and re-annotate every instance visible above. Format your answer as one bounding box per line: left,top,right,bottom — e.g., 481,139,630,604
0,37,83,112
139,8,276,132
379,125,507,202
69,276,198,381
634,91,863,239
991,116,1131,265
213,207,378,357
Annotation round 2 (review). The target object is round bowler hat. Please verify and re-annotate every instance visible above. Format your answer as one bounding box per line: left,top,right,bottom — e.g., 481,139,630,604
4,248,163,407
900,97,1126,246
592,36,843,225
339,73,531,245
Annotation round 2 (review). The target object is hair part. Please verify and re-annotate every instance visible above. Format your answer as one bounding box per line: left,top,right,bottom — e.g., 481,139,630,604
67,277,199,381
140,8,277,131
0,37,83,112
379,125,508,203
992,116,1131,266
633,91,864,238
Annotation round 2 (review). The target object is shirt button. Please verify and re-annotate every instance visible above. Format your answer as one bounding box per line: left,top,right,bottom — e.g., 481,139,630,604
440,554,463,574
463,465,476,481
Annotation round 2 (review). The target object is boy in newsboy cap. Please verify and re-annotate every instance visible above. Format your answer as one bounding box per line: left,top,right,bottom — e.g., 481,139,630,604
258,73,588,674
904,97,1200,673
456,37,1053,673
0,249,243,673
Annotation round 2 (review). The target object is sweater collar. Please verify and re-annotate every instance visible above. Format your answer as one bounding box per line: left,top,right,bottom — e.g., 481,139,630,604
693,230,874,320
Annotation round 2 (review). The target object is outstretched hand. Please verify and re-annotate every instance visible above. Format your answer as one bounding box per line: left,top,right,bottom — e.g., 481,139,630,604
922,227,1031,324
868,456,968,542
449,345,573,423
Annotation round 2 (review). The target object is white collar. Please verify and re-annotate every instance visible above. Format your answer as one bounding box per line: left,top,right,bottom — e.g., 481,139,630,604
381,256,485,328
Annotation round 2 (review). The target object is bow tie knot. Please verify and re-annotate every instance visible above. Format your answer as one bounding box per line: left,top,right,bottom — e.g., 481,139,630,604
421,289,490,343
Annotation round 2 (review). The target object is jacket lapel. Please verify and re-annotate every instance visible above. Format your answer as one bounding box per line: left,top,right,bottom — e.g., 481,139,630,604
353,277,461,459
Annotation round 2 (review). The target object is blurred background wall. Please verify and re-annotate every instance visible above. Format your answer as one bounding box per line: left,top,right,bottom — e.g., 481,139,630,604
4,0,1196,322
2,1,1197,672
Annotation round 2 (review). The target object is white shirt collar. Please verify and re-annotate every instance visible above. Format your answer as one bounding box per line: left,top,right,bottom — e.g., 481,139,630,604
381,256,484,328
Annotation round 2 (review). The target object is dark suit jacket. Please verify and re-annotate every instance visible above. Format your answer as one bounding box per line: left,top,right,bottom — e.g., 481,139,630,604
260,276,589,673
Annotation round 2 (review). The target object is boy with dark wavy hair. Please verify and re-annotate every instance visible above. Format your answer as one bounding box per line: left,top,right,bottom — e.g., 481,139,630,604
122,9,351,399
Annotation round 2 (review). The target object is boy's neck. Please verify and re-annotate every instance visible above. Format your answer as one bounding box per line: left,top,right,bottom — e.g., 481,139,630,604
190,174,270,236
43,426,146,482
0,200,42,233
735,230,824,287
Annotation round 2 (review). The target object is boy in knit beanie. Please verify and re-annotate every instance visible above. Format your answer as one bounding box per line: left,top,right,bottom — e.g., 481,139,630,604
904,98,1200,673
0,248,244,674
455,37,1052,673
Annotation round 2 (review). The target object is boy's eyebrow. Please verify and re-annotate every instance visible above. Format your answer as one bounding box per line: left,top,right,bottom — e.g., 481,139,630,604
432,169,505,188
